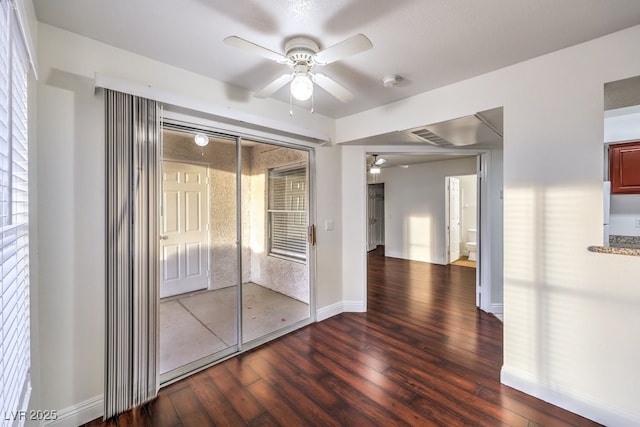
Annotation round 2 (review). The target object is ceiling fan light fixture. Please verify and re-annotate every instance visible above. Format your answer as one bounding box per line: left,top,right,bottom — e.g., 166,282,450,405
290,74,314,101
194,132,209,147
370,166,381,174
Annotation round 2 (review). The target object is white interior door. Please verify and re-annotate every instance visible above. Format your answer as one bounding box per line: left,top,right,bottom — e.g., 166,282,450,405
448,177,461,262
161,161,210,298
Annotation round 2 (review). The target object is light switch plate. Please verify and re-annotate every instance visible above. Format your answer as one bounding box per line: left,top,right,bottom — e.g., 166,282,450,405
324,220,334,231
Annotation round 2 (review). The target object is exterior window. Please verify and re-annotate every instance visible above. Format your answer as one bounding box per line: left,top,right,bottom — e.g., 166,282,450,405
1,0,32,418
267,165,307,262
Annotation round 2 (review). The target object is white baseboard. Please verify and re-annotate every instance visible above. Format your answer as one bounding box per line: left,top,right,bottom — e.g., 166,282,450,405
342,300,366,313
489,303,503,321
317,301,344,321
45,395,103,427
501,366,640,426
316,300,366,321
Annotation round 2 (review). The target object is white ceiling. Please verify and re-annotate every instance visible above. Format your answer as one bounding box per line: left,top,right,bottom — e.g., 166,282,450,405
34,0,640,119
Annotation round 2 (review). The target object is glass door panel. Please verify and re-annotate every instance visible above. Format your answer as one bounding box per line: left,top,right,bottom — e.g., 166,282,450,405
159,127,239,382
240,139,311,344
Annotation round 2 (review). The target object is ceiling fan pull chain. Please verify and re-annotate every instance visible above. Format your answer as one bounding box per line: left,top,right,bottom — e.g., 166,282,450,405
311,91,314,114
289,90,293,116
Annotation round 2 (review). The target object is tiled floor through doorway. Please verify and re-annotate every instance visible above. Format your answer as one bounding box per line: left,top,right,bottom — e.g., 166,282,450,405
160,282,309,374
451,255,476,268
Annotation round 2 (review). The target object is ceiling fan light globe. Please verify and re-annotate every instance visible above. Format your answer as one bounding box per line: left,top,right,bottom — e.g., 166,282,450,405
370,166,381,174
291,75,313,101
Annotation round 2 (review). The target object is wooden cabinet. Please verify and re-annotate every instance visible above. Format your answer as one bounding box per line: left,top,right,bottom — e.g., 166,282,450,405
609,141,640,194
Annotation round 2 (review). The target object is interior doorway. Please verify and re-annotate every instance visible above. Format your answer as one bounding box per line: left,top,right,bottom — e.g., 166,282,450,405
446,174,478,268
367,183,385,252
158,123,314,383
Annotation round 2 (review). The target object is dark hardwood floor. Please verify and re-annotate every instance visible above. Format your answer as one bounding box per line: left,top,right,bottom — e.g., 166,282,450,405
85,247,601,426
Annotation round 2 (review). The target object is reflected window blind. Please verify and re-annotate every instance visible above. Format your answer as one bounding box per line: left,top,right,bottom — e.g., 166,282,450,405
1,0,32,420
267,165,307,261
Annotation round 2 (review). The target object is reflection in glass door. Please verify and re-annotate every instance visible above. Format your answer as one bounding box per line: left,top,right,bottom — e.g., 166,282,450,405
159,127,239,382
158,124,313,383
240,139,311,344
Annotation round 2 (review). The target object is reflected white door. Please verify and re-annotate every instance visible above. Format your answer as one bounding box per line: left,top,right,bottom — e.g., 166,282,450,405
448,177,461,262
161,161,210,298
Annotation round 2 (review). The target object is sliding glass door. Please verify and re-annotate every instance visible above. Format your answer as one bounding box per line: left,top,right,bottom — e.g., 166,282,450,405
159,123,313,383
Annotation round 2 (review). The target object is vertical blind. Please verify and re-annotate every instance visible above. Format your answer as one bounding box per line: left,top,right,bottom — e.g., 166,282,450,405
0,0,31,421
105,89,159,419
268,165,307,261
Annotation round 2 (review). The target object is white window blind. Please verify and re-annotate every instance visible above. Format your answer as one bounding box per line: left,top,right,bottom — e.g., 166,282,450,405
1,0,31,421
268,165,307,262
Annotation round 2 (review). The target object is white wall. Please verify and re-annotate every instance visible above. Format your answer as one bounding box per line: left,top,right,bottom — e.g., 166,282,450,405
32,22,341,423
340,146,367,311
381,157,476,264
314,144,343,312
609,194,640,236
487,149,504,306
604,106,640,143
336,24,640,426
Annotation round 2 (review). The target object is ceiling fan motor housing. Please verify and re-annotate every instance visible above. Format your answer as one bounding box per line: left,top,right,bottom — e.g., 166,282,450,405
285,37,320,65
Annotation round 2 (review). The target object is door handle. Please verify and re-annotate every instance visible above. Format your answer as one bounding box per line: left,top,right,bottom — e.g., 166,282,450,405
309,224,316,246
160,235,169,240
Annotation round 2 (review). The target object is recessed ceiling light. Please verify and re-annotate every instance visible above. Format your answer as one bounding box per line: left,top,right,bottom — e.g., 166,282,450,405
194,132,209,147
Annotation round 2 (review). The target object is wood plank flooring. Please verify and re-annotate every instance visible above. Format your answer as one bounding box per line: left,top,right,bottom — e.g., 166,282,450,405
84,247,601,426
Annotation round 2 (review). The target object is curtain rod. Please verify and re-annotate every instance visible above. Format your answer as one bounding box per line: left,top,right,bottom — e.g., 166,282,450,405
94,72,330,144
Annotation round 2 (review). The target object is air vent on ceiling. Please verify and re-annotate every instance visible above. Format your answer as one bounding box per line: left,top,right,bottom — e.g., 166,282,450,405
408,128,453,147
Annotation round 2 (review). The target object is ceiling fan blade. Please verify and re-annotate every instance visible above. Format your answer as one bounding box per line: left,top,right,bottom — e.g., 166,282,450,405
312,73,354,103
374,157,386,166
223,36,289,64
313,34,373,65
254,73,294,98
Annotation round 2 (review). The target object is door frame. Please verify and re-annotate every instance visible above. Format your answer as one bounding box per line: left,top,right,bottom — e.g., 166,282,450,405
445,176,461,264
362,149,496,314
158,112,318,385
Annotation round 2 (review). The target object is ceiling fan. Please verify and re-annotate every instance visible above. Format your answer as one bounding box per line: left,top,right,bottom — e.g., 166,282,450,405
223,34,373,103
368,154,386,174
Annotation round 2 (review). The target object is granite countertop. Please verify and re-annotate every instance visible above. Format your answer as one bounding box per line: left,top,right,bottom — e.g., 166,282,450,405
588,235,640,256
